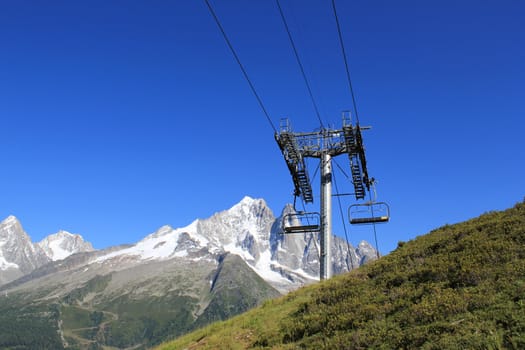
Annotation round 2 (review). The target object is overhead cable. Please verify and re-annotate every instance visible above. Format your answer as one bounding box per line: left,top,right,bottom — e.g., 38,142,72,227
276,0,325,129
368,189,381,259
334,158,350,180
332,168,355,270
331,0,360,124
204,0,278,133
299,198,321,261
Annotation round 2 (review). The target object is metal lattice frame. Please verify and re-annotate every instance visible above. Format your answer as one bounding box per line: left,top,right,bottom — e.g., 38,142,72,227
276,115,370,202
275,114,372,280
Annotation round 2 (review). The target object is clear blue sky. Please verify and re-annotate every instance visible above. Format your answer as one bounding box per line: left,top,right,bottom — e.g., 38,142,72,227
1,1,523,254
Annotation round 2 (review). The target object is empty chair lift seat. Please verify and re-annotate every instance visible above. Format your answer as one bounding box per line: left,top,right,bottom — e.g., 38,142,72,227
282,212,320,234
349,202,390,225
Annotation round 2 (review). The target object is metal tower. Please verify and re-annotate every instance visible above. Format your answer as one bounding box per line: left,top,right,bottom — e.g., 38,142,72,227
276,112,371,280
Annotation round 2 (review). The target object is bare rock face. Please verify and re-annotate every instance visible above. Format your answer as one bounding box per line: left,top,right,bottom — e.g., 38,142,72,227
0,216,50,285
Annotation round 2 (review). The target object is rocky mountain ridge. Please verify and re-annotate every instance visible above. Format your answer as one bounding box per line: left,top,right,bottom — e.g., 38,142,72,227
0,216,51,285
0,197,377,291
0,216,93,285
38,230,94,261
80,196,377,292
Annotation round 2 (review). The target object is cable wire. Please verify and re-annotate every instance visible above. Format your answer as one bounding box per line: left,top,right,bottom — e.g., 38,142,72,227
334,158,350,180
332,167,355,270
331,0,360,124
276,0,325,129
299,198,321,260
205,0,278,133
310,159,321,184
332,2,383,258
368,190,381,259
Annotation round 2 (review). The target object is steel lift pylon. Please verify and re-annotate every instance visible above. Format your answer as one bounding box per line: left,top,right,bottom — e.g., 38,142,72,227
275,112,376,280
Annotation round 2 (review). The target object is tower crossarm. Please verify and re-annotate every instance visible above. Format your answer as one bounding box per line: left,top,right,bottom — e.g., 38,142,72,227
276,117,372,203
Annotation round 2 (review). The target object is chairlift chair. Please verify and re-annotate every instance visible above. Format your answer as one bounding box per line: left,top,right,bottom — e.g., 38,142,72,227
282,212,320,234
349,201,390,225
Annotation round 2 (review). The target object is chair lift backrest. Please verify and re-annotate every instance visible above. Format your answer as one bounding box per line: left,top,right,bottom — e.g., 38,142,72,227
349,202,390,225
282,212,320,234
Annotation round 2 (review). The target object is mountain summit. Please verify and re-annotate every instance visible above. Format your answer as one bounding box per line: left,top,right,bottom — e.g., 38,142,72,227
38,230,94,261
0,216,49,285
0,216,94,285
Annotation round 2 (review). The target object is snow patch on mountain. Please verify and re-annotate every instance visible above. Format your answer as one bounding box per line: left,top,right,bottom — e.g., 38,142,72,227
253,249,302,284
38,230,94,261
93,220,210,264
94,227,182,262
0,256,18,270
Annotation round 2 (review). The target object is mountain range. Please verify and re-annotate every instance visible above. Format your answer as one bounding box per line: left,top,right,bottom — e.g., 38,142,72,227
0,215,93,285
0,196,377,349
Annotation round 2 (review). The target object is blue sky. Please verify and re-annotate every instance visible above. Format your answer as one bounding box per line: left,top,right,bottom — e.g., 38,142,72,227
1,1,523,255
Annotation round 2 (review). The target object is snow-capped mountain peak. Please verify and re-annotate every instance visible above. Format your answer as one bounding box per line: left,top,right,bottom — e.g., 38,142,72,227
230,196,268,215
38,230,94,261
0,215,24,240
238,195,257,205
88,197,377,293
1,215,19,226
0,216,50,284
144,224,176,239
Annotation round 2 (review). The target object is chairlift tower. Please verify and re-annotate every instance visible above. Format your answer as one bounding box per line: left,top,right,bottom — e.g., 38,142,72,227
276,112,371,280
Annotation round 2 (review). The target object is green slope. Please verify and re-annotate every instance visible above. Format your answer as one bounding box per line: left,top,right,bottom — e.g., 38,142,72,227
0,253,280,349
157,201,525,349
194,254,281,329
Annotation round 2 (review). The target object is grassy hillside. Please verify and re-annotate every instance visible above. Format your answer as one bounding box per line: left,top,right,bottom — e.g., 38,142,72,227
0,253,280,349
157,201,525,349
